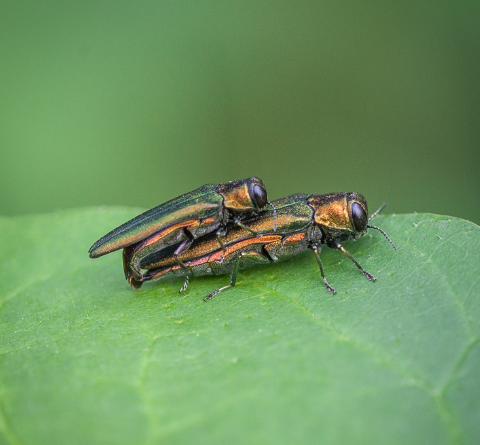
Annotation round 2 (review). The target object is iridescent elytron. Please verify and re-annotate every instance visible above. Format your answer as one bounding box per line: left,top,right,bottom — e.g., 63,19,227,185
133,192,396,299
88,177,272,288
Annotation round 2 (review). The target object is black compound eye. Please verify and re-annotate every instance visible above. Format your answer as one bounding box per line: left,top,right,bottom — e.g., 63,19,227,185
351,202,367,232
252,184,268,209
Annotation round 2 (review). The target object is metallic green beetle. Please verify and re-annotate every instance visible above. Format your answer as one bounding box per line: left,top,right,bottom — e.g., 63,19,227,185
136,192,396,299
88,177,272,288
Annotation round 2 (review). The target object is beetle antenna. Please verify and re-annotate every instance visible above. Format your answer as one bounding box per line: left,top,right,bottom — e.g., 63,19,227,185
367,225,397,250
369,202,387,220
268,201,277,232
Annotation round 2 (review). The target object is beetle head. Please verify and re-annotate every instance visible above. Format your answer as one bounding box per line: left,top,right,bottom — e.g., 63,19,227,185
217,176,268,213
307,192,369,240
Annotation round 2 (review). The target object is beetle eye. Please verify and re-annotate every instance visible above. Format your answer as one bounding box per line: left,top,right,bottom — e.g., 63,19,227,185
252,184,268,209
351,202,367,232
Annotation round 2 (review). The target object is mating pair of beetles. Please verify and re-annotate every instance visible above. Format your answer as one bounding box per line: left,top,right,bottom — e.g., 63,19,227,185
89,177,396,300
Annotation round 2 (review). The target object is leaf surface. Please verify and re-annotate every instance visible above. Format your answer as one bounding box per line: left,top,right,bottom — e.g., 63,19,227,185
0,209,479,445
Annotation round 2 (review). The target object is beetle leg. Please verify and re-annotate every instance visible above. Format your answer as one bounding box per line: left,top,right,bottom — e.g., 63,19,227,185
174,238,194,293
331,240,376,282
215,226,228,261
204,251,266,301
204,252,244,301
310,243,336,294
233,217,258,236
175,263,191,294
263,240,282,261
174,237,193,257
173,237,193,270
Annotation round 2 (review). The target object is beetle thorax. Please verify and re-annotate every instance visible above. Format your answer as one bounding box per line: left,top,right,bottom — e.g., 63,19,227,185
218,181,255,213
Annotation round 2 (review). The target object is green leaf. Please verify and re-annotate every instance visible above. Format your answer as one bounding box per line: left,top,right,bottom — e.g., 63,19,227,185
1,209,479,445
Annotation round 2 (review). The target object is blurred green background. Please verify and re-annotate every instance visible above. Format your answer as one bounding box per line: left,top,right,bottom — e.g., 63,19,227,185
1,0,479,223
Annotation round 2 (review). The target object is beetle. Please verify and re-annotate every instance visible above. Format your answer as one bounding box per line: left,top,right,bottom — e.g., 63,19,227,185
134,192,396,298
88,177,273,288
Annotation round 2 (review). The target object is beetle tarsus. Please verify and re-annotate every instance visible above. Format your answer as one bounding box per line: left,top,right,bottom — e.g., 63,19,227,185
363,271,376,281
325,283,336,294
334,242,376,283
179,275,189,293
204,285,229,301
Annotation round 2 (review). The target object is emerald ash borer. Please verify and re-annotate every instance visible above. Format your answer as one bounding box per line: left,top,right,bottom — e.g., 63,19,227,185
88,177,273,288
